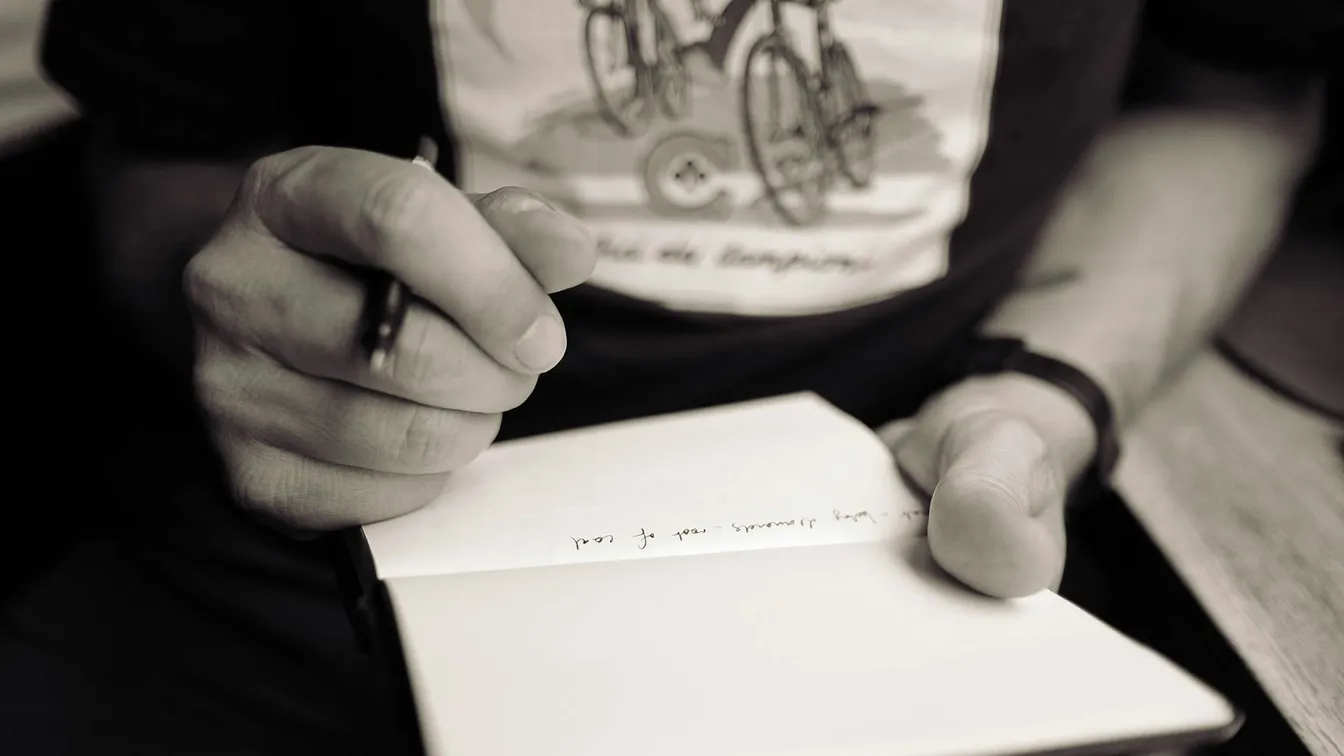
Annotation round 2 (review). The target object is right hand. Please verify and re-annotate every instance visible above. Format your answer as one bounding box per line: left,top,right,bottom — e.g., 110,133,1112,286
184,146,596,530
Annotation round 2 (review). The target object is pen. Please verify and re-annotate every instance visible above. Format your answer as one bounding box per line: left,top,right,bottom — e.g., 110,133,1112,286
365,136,439,371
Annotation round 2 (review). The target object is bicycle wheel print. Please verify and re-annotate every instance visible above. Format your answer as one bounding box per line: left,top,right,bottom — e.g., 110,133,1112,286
740,34,829,226
583,6,654,137
825,43,876,189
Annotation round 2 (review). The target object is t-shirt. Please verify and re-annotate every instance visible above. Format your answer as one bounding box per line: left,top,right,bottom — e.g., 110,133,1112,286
8,2,1337,754
37,0,1338,437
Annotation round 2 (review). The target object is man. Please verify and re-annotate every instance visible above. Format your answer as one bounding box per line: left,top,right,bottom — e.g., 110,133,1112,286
3,0,1335,753
680,0,757,87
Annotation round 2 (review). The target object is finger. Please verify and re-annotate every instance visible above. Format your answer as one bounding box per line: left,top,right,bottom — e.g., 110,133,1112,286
925,413,1067,598
218,435,453,530
468,187,597,294
877,419,934,503
874,418,915,451
239,146,570,374
196,338,501,475
185,239,537,412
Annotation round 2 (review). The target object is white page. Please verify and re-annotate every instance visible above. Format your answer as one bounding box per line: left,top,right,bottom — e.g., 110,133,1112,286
387,539,1238,756
365,393,1237,756
363,393,927,579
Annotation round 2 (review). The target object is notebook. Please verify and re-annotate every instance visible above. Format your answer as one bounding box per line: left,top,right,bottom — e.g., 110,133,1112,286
356,392,1240,756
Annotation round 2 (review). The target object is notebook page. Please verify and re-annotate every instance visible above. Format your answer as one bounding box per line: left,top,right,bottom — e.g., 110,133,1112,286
387,539,1238,756
363,393,928,580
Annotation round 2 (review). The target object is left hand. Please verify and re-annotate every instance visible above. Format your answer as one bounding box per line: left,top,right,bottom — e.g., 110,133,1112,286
878,374,1098,598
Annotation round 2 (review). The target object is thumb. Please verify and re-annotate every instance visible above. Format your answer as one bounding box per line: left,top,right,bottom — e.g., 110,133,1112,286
926,412,1066,598
468,188,596,295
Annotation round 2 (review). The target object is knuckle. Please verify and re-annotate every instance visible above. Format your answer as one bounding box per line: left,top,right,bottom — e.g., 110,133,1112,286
389,405,465,472
384,316,539,412
182,248,225,314
225,441,302,519
192,354,225,412
239,157,272,201
966,469,1026,507
225,440,345,530
193,343,284,443
192,338,240,415
984,414,1048,459
388,407,500,473
244,147,318,197
360,169,437,249
238,148,321,234
384,314,452,398
181,228,264,327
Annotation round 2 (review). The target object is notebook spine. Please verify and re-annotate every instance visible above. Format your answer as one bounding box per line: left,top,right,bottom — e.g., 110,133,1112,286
328,530,428,756
330,528,379,654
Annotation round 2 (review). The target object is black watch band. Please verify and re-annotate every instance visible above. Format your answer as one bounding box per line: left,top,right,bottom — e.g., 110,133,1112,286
957,337,1121,486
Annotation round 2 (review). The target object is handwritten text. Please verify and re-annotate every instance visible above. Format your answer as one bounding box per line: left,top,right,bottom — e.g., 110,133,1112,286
568,508,925,552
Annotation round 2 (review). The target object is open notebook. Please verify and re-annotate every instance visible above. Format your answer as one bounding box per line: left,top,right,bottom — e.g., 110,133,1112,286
356,393,1240,756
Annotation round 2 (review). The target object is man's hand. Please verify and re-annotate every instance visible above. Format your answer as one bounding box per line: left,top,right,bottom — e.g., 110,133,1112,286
184,146,596,530
879,374,1097,598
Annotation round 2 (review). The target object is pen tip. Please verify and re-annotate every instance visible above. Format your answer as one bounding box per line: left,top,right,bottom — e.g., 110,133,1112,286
370,350,388,372
416,136,439,167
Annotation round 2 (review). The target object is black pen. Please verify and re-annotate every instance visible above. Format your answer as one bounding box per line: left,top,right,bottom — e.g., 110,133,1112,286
365,136,438,371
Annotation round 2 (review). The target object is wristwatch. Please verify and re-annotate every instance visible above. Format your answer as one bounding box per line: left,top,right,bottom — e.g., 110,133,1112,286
954,336,1121,490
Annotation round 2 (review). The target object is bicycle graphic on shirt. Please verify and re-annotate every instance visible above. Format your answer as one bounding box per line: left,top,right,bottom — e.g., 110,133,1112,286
578,0,877,226
736,0,877,225
579,0,692,137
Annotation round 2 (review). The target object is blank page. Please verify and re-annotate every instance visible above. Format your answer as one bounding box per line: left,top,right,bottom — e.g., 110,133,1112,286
387,539,1237,756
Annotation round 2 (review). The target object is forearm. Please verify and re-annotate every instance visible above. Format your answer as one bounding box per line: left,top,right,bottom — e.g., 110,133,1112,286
86,124,273,370
982,57,1321,441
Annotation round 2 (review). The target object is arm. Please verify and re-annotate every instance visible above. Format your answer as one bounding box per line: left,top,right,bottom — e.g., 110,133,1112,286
886,14,1330,598
41,0,289,369
85,134,275,372
977,39,1323,478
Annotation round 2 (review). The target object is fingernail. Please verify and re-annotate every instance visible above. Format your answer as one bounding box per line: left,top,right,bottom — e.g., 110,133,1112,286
516,195,592,245
526,191,558,212
500,188,556,214
515,314,566,372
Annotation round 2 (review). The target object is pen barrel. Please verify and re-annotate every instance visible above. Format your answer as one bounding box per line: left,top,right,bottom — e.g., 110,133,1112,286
363,137,437,368
364,274,411,357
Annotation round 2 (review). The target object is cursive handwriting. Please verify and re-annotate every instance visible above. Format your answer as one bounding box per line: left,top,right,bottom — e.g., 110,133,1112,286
571,534,615,550
568,509,925,552
732,518,817,533
833,509,877,525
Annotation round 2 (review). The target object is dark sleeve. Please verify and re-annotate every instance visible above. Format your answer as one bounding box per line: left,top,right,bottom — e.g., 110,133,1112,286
40,0,291,156
1141,0,1343,74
